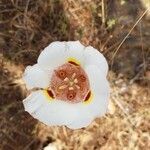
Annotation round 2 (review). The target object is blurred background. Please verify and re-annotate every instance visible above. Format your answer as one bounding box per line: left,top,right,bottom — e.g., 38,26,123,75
0,0,150,149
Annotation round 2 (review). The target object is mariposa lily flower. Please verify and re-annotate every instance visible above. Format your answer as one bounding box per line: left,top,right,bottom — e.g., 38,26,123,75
23,41,109,129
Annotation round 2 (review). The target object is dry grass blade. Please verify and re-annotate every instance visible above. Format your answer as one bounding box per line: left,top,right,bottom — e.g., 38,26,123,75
111,8,150,69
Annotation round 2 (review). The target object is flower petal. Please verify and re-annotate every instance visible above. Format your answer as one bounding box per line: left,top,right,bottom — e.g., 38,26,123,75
23,90,79,126
84,46,108,76
23,91,45,113
23,90,98,129
23,64,50,89
37,41,67,69
66,41,85,65
84,65,110,117
66,116,93,129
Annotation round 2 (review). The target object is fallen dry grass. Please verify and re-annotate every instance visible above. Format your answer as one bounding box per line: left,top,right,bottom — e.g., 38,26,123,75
0,0,150,150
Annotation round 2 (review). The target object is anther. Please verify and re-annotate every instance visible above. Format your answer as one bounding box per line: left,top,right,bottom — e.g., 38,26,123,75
69,87,74,90
72,73,76,79
64,77,69,82
74,78,78,83
58,84,68,90
75,85,80,89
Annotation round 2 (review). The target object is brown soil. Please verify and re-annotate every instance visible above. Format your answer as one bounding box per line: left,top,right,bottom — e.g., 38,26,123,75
0,0,150,150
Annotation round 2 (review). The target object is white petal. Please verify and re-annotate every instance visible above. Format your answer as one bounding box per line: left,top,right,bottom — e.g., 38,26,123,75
23,64,50,89
66,81,109,129
23,90,79,126
67,116,93,129
38,41,67,69
23,90,97,129
84,65,110,117
84,46,108,76
66,41,85,65
23,91,45,113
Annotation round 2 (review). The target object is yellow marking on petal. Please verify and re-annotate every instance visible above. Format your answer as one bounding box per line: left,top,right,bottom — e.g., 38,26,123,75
43,90,53,101
83,91,94,104
67,57,80,66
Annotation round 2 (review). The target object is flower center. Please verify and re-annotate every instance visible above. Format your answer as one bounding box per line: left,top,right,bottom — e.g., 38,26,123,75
49,62,90,103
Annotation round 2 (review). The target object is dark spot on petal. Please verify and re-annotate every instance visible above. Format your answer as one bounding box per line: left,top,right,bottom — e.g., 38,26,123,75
84,91,91,102
47,90,54,98
68,61,79,66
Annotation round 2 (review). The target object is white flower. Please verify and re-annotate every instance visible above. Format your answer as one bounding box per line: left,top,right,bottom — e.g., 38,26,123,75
23,41,109,129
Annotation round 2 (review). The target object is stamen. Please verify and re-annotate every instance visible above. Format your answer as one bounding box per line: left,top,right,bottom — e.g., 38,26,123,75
75,85,80,89
74,78,78,83
58,84,68,90
69,87,74,90
64,77,69,82
72,73,76,79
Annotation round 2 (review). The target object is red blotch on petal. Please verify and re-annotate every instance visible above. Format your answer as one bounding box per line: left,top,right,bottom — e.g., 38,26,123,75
68,61,79,66
84,91,91,102
47,90,54,99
